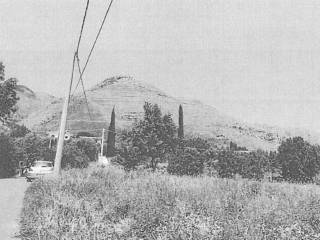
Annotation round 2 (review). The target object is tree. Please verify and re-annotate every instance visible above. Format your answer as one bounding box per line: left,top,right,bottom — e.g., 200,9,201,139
0,133,16,178
120,102,177,171
277,137,320,183
178,104,184,139
106,107,116,157
0,62,19,124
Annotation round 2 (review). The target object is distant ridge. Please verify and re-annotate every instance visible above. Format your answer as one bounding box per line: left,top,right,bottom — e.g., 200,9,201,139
14,76,320,150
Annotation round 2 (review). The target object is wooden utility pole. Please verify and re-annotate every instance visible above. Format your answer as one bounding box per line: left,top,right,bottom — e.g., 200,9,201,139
100,128,105,156
53,53,76,176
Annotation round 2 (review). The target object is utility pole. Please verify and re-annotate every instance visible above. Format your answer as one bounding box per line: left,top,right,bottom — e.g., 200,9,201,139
53,53,76,176
100,128,105,156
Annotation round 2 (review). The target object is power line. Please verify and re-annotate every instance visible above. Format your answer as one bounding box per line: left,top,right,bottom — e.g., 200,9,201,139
75,53,93,120
71,0,114,96
76,0,90,54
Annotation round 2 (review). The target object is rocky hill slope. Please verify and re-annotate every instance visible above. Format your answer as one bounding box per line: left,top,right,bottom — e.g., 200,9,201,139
15,77,320,150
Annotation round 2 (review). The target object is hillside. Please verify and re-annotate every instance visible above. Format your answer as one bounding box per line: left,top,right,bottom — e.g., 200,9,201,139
15,77,320,150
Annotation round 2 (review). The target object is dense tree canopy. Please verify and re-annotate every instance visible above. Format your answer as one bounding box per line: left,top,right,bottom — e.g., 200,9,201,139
277,137,320,182
0,62,19,124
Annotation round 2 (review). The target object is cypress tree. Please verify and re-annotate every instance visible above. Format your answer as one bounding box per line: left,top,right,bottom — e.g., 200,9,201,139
106,107,116,157
178,104,184,139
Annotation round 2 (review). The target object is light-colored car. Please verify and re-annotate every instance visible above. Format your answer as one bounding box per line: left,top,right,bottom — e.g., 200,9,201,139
26,161,54,181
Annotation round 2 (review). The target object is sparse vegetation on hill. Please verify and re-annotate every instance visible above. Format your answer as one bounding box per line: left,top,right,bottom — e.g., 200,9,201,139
20,165,320,239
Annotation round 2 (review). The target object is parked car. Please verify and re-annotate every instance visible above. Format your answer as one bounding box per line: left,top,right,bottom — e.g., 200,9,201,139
25,161,54,182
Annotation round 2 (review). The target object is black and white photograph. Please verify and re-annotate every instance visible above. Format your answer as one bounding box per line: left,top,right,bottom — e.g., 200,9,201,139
2,0,320,239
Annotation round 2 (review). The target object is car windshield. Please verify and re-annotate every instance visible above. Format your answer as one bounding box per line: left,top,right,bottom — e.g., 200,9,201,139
32,162,53,168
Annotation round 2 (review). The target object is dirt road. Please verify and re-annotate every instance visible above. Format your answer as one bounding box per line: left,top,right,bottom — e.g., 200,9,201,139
0,178,28,240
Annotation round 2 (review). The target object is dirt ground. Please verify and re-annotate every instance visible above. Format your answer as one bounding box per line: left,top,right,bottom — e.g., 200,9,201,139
0,178,28,240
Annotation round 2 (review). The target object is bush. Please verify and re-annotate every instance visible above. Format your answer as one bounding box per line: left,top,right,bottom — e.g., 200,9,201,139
14,133,50,166
116,145,141,171
0,133,16,178
168,147,205,176
238,150,269,180
75,138,98,162
183,137,210,152
277,137,320,183
9,123,30,138
215,150,239,178
61,142,89,169
214,149,272,180
14,134,95,169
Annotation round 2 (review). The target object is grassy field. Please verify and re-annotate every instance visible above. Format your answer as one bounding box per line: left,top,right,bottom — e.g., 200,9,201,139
20,165,320,240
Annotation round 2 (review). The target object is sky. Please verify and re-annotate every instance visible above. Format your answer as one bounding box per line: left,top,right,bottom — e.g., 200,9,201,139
2,0,320,131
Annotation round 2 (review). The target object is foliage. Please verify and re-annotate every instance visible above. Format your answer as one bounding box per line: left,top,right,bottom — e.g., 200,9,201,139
106,107,116,157
215,150,239,178
167,137,210,176
119,102,177,171
238,150,270,180
9,123,30,138
229,141,248,151
214,149,274,180
183,137,210,152
277,137,320,183
117,144,141,171
14,133,49,166
0,62,19,124
75,138,98,162
167,147,205,176
178,104,184,139
0,133,16,178
14,134,95,169
20,165,320,240
61,142,89,169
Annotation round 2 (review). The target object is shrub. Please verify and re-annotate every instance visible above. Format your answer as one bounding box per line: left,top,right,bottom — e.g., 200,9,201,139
213,149,276,180
168,148,205,176
277,137,320,183
238,150,269,180
75,138,98,162
183,137,210,152
61,142,89,169
14,133,49,166
15,134,94,169
116,145,141,171
0,133,16,178
9,123,30,138
215,150,239,178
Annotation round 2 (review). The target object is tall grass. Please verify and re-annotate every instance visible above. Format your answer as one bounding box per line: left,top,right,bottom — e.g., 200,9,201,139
20,165,320,239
